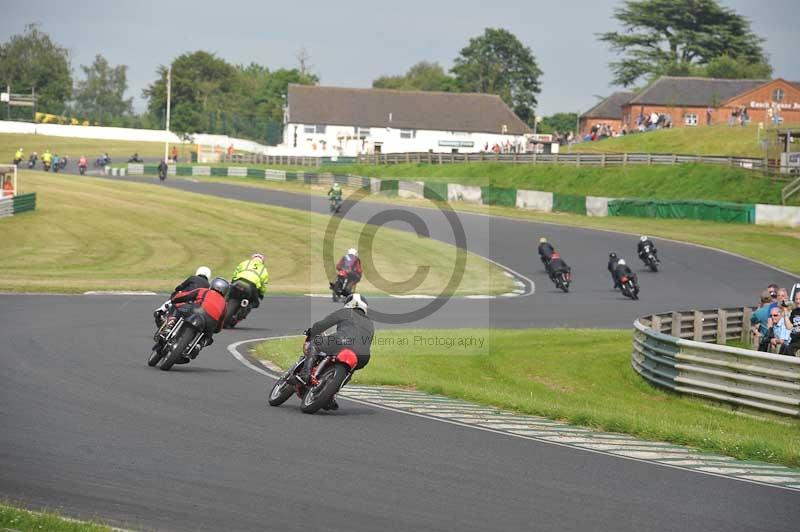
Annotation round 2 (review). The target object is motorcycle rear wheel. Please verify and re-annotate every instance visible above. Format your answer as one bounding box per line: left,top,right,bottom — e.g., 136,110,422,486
301,364,347,414
160,326,194,371
268,373,296,406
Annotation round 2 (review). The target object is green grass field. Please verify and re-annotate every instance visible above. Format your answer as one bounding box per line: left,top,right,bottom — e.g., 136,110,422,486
0,502,112,532
166,174,800,275
0,132,187,164
256,329,800,467
0,171,512,295
564,123,789,157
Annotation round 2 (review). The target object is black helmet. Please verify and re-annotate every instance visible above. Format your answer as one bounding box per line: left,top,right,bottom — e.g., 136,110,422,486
609,252,618,259
210,277,230,296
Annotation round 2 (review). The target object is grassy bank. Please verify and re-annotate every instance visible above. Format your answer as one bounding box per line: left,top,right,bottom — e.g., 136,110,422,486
159,174,800,275
564,123,786,158
0,171,511,295
255,329,800,467
0,132,183,163
0,502,112,532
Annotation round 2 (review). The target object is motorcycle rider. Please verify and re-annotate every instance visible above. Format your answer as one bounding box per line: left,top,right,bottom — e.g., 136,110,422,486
299,293,374,410
637,235,659,264
608,252,621,288
51,154,61,172
547,251,571,282
41,149,52,170
13,148,23,167
614,259,638,293
231,252,270,310
335,248,363,293
157,159,168,181
154,266,212,325
537,237,554,267
166,276,230,363
328,182,343,205
27,152,38,168
78,155,88,173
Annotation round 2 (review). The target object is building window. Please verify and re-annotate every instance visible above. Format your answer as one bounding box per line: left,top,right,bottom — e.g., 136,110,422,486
400,129,416,139
684,113,698,126
303,125,326,134
773,88,784,102
357,127,370,138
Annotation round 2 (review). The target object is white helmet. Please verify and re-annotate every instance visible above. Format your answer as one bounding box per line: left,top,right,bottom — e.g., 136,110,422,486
618,259,626,266
347,248,357,257
640,235,648,242
195,266,212,279
333,183,341,190
344,293,368,314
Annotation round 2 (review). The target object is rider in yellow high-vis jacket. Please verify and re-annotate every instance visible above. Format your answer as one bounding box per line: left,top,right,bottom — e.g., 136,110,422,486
231,252,269,308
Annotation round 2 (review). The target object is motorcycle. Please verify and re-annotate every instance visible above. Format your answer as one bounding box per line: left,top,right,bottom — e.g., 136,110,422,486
329,270,352,302
620,275,640,300
58,156,68,171
329,195,342,214
539,254,552,271
27,156,38,169
158,165,167,181
78,163,87,175
223,280,255,328
641,245,659,272
552,270,572,293
268,336,358,414
128,155,143,163
52,159,60,173
13,156,22,167
148,310,210,371
94,156,110,168
42,160,51,172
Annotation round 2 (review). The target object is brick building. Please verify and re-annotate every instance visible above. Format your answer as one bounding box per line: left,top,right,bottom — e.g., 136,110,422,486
622,76,800,130
580,77,800,137
578,91,634,136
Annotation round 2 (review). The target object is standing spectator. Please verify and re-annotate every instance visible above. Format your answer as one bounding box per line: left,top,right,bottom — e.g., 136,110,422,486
227,144,234,157
170,146,179,163
767,283,780,310
706,106,713,125
2,177,14,197
784,291,800,356
741,107,749,126
750,290,773,349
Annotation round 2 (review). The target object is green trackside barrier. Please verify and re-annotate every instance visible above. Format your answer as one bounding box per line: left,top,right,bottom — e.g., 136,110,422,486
607,199,756,224
480,186,517,207
247,168,264,178
303,173,319,184
285,172,298,182
553,193,587,215
321,156,358,165
424,182,448,202
175,165,193,176
12,193,36,214
210,167,227,177
334,174,350,186
143,164,159,175
380,179,399,194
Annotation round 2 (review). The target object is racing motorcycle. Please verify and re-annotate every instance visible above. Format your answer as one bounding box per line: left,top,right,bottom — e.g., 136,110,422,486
552,270,572,293
223,280,255,328
620,274,640,300
641,245,660,272
329,195,343,214
329,270,352,302
268,336,358,414
78,162,88,175
148,309,210,370
27,155,38,169
42,160,51,172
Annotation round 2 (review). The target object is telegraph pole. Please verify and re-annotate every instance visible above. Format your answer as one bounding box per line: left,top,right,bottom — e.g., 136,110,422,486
163,65,172,163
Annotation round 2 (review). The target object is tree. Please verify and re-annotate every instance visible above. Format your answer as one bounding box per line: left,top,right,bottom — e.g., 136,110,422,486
73,55,133,124
540,112,579,135
599,0,770,86
451,28,542,125
373,62,456,92
0,24,72,115
699,55,772,79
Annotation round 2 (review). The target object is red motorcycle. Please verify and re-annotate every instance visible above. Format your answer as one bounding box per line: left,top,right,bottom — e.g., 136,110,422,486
329,270,353,302
268,337,358,414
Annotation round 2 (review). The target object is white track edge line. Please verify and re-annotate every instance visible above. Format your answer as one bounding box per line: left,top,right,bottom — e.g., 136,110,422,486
227,336,799,494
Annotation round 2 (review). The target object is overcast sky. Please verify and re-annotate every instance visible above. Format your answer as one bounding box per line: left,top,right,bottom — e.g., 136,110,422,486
2,0,798,116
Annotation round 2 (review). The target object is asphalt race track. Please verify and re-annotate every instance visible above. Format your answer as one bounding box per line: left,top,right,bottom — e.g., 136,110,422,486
1,174,797,531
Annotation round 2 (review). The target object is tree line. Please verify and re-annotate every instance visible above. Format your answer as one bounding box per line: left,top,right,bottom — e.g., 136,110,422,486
0,1,772,142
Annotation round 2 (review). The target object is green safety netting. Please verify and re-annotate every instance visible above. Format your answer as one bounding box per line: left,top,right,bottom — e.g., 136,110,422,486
480,186,517,207
553,193,587,215
607,199,755,224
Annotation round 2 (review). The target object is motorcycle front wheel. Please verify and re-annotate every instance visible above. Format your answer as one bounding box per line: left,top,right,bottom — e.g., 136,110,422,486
268,373,296,406
301,364,348,414
147,347,164,367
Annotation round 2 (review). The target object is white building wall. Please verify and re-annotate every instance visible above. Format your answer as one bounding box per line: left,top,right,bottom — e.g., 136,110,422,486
280,122,528,156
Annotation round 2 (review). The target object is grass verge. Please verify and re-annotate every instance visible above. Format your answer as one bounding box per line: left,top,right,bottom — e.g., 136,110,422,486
0,132,184,163
0,171,512,295
0,502,112,532
255,329,800,467
158,174,800,275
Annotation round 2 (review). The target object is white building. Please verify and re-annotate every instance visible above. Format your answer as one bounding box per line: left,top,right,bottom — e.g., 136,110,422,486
280,84,535,157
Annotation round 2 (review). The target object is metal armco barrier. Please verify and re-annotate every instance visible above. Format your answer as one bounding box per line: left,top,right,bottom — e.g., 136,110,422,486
632,307,800,417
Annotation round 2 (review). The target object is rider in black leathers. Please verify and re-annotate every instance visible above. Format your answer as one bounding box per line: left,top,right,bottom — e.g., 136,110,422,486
608,252,621,288
538,237,554,266
613,259,637,290
299,294,374,410
637,236,658,263
547,252,571,282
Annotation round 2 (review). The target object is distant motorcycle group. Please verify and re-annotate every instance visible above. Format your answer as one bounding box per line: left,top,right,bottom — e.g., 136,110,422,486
538,235,660,300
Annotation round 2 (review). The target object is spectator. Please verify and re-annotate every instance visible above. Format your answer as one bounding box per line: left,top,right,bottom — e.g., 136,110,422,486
750,290,773,349
741,107,749,126
770,304,792,354
706,106,713,125
784,291,800,356
2,177,14,197
227,144,234,157
170,146,179,163
767,283,780,310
